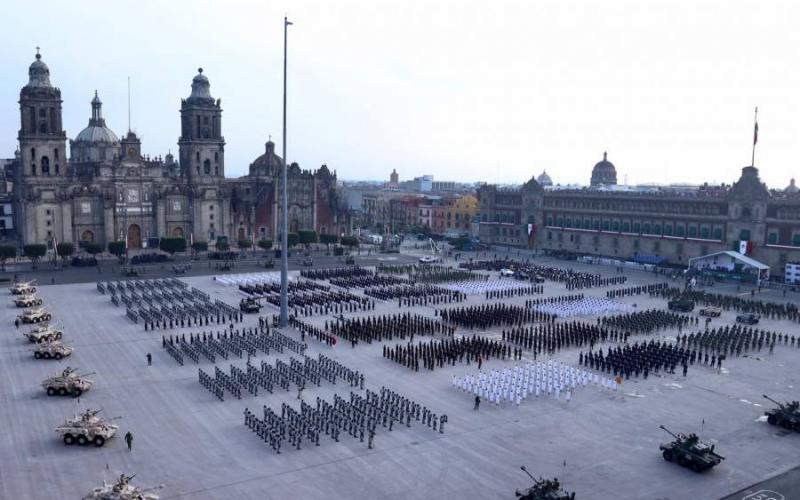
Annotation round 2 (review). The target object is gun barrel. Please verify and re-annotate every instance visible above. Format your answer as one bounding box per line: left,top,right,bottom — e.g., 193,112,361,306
659,425,679,438
762,394,782,406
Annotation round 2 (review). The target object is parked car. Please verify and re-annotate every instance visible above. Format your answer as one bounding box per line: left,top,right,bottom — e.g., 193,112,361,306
500,268,514,277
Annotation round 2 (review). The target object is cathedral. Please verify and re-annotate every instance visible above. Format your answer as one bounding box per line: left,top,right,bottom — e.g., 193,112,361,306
13,51,349,249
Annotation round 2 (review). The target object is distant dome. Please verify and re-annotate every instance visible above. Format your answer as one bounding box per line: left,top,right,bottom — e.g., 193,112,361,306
249,139,283,176
786,178,799,193
189,67,213,100
27,51,52,88
590,152,617,186
537,170,553,186
74,92,119,144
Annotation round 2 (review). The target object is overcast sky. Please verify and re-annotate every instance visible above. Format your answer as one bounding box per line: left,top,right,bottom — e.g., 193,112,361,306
0,0,798,188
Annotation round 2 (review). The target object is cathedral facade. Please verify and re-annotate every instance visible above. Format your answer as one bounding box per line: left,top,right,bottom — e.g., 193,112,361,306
13,52,348,249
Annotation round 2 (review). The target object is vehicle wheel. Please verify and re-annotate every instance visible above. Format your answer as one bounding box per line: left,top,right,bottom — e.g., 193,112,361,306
93,435,105,447
36,300,42,305
691,462,704,473
57,387,67,396
77,435,88,446
34,352,42,359
46,387,57,396
45,315,51,321
54,352,62,360
63,434,75,445
767,414,777,425
662,450,673,462
55,332,62,340
71,388,82,398
781,419,793,430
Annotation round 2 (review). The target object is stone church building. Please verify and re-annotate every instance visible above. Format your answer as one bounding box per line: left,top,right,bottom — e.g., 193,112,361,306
13,51,348,249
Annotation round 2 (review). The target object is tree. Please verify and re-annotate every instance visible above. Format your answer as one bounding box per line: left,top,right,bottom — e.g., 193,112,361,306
84,242,103,255
159,237,187,255
340,235,360,248
216,240,230,251
299,230,318,247
108,241,126,257
0,244,17,270
287,233,299,248
23,243,47,269
238,239,252,250
257,239,273,251
319,234,338,246
191,241,208,255
56,242,74,265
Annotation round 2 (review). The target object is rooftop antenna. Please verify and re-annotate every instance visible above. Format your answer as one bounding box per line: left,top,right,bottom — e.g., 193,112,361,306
127,76,131,132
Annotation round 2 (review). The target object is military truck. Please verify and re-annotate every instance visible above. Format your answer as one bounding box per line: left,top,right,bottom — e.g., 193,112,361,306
515,466,575,500
22,324,63,343
659,425,724,472
239,297,262,313
42,367,94,397
56,409,119,447
18,307,53,324
83,474,162,500
11,280,37,295
13,293,43,308
763,394,800,432
33,340,73,360
667,298,695,312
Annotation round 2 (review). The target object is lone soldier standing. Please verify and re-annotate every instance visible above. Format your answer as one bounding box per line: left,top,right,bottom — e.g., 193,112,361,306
14,318,19,329
146,353,152,366
474,395,481,410
124,431,133,452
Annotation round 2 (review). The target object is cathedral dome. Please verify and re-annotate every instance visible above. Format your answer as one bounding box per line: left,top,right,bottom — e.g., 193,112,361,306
74,92,119,144
189,67,213,100
537,170,553,186
590,152,617,186
786,178,799,193
249,139,284,176
27,51,52,88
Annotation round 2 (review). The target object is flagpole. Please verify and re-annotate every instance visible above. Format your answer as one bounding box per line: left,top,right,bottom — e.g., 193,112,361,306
280,16,292,327
751,107,758,167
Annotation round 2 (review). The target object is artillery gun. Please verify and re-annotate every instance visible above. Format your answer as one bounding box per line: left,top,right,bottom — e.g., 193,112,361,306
18,307,52,324
83,473,163,500
659,425,724,472
56,409,119,447
515,466,575,500
13,293,43,308
23,323,63,343
10,280,37,295
763,394,800,432
41,367,94,397
32,340,73,360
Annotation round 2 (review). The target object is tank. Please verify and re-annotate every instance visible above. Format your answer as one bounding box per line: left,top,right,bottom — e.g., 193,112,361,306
11,280,37,295
55,409,119,447
33,340,73,360
13,293,43,308
659,425,724,472
22,324,63,343
515,466,575,500
763,394,800,432
41,367,94,397
83,474,162,500
18,307,52,324
668,298,695,312
239,297,261,313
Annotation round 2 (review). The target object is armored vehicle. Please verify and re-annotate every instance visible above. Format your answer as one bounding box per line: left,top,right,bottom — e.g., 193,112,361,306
13,293,43,308
11,280,37,295
42,367,94,397
659,425,724,472
83,474,162,500
763,394,800,431
668,298,695,312
33,340,73,360
515,466,575,500
18,307,52,324
23,324,63,343
699,306,722,317
56,409,119,447
239,297,262,313
736,313,760,325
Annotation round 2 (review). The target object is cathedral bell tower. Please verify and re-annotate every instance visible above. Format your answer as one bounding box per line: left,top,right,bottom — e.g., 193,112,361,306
178,68,225,183
18,49,67,180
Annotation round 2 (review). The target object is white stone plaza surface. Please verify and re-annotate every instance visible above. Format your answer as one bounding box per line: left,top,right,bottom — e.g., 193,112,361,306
1,263,798,499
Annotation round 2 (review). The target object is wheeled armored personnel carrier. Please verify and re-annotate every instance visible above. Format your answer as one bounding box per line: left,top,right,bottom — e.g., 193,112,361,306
763,394,800,432
515,466,575,500
83,474,162,500
22,324,63,343
659,425,724,472
11,280,37,295
56,409,119,447
13,293,43,308
18,307,52,324
239,297,261,313
42,367,94,397
33,340,73,360
668,298,695,312
698,306,722,317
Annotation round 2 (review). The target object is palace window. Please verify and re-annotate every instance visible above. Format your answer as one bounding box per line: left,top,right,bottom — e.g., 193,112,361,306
713,228,722,240
768,232,777,245
688,226,697,238
700,227,710,239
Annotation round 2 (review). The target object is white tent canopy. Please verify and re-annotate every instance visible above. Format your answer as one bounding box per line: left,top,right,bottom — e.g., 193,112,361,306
688,250,769,281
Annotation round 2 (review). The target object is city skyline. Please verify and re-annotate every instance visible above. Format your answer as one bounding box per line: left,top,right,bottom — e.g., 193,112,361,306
1,0,799,188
